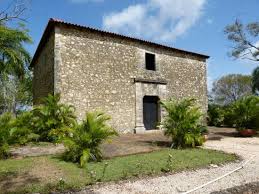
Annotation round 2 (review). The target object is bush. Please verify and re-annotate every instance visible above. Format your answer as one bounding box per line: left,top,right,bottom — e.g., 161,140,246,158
9,111,39,145
63,111,118,167
33,94,77,142
231,96,259,130
160,98,205,148
207,104,224,127
221,105,234,127
0,94,82,159
0,113,13,159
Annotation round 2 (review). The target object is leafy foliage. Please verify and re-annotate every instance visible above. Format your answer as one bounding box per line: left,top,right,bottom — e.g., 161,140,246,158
0,25,31,78
160,98,205,148
231,96,259,130
63,111,118,167
207,104,225,127
211,74,252,105
0,94,79,159
222,105,236,127
225,20,259,62
33,94,77,142
0,23,32,114
0,112,13,159
252,66,259,94
0,71,32,114
9,111,39,145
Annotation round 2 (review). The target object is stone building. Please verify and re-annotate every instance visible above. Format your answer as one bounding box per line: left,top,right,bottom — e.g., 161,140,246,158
31,18,209,133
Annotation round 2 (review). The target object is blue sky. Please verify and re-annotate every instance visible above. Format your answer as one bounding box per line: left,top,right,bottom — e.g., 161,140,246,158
3,0,259,90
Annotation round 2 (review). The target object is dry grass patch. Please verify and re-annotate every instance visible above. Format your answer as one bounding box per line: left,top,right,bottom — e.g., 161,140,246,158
0,148,237,194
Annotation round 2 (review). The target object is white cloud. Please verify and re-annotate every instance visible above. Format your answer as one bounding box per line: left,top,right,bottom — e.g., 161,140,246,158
69,0,103,3
103,0,207,42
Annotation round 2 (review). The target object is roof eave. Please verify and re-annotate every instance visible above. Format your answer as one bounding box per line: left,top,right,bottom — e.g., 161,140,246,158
29,21,55,69
30,18,209,69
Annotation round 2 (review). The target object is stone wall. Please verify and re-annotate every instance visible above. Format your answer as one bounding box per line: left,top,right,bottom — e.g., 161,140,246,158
54,26,137,133
52,25,207,133
32,32,54,104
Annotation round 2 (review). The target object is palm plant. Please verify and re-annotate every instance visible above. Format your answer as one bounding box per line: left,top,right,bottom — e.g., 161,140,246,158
64,111,118,167
231,96,259,130
0,24,32,114
0,25,31,78
160,98,205,148
9,111,39,145
33,94,77,142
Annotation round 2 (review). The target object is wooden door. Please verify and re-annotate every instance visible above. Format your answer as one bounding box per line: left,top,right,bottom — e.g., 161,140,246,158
143,96,159,130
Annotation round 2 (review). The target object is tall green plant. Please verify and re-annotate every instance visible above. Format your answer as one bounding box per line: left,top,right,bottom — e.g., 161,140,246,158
0,25,31,78
0,112,13,159
9,111,39,145
33,94,77,142
160,98,204,148
231,96,259,130
252,66,259,95
207,104,224,127
64,111,118,167
0,24,32,114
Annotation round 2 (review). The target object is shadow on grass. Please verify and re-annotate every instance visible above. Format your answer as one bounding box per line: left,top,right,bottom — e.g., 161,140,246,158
140,140,171,148
0,171,40,193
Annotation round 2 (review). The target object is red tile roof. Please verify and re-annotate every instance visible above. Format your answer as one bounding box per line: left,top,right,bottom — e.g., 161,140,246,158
30,18,209,67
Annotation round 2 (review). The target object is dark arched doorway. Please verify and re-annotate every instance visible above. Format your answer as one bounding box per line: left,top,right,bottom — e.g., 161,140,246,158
143,96,160,130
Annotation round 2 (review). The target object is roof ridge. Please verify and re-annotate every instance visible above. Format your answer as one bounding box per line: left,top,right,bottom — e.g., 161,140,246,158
30,18,209,67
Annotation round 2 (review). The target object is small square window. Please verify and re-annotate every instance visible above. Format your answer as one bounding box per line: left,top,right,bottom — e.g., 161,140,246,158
145,53,156,71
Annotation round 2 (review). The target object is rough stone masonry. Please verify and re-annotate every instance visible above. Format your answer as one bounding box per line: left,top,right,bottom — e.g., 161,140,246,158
31,18,209,133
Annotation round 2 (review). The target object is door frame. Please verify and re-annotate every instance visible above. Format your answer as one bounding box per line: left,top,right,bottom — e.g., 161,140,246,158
134,81,167,133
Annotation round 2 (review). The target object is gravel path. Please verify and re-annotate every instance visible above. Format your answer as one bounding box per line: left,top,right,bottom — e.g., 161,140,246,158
80,137,259,194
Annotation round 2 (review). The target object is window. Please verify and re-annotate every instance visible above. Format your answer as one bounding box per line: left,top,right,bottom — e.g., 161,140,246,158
145,52,156,71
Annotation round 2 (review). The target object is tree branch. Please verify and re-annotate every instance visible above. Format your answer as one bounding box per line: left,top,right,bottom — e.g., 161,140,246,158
0,0,29,24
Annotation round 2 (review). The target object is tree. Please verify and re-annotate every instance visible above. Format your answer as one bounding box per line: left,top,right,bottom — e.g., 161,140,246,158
0,0,30,25
0,70,32,114
252,66,259,95
211,74,252,105
0,1,32,114
225,20,259,62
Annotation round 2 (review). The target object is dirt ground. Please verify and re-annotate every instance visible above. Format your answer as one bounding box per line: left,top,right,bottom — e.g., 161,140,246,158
5,127,259,194
9,127,240,158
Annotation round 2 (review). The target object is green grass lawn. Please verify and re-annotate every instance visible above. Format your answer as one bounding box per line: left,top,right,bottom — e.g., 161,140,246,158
0,148,237,194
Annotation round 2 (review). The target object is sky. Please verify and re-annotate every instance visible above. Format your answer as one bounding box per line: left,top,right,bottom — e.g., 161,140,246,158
2,0,259,90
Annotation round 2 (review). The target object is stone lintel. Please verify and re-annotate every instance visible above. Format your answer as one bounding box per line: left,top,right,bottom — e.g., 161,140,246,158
134,78,167,85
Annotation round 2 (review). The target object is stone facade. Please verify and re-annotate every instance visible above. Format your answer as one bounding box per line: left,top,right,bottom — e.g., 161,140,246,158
32,32,54,104
32,20,208,133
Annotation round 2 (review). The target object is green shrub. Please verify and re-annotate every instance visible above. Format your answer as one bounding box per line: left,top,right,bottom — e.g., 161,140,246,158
160,98,205,148
207,104,225,127
33,94,77,142
231,96,259,130
9,111,39,145
222,105,235,127
63,111,118,167
0,113,13,159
